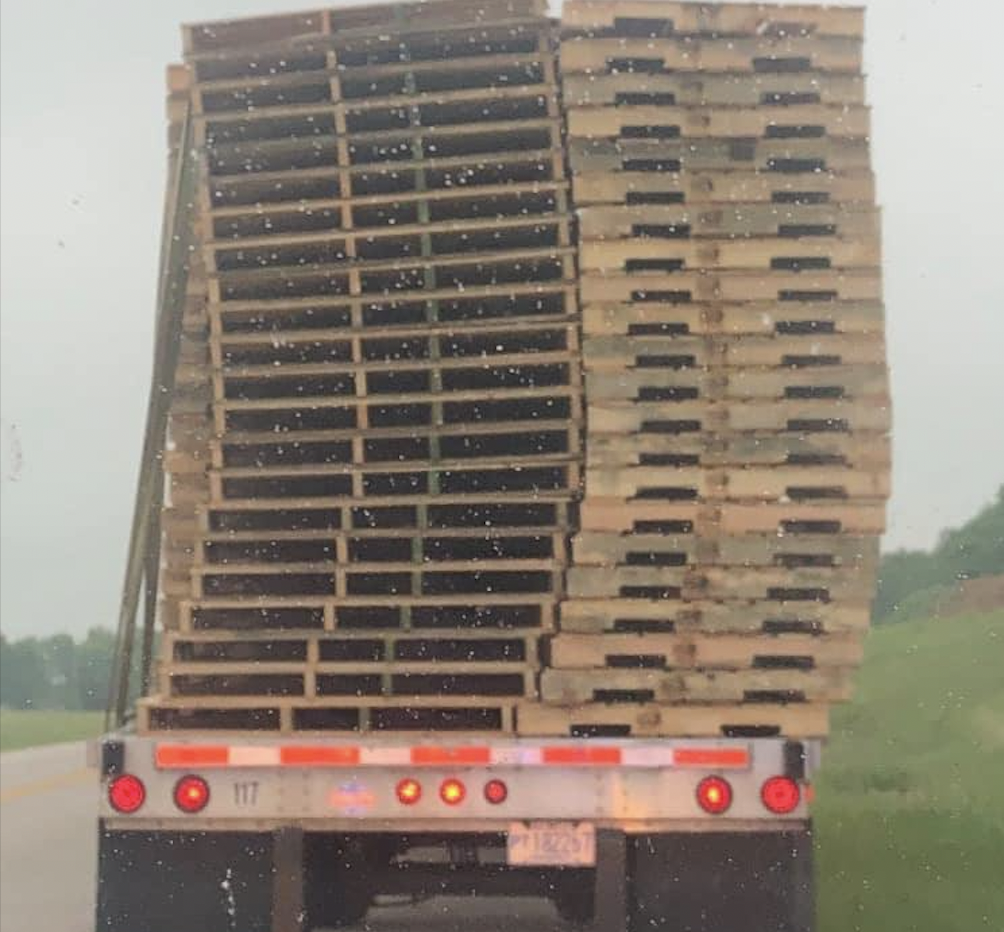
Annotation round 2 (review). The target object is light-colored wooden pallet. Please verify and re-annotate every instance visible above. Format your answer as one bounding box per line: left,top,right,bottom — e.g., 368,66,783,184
184,0,548,56
567,104,869,140
584,365,889,403
539,667,854,704
176,593,561,633
558,598,871,635
579,236,881,273
548,631,863,669
566,565,877,602
570,136,871,174
570,532,880,569
582,464,889,501
585,431,891,470
561,1,864,39
577,203,878,239
586,398,891,435
579,269,882,304
560,35,862,75
516,700,831,738
139,693,520,734
579,499,886,535
583,299,884,336
572,169,875,206
562,71,865,108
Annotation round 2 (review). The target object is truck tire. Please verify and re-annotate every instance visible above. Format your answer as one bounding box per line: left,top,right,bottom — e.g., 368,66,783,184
630,827,814,932
552,870,595,926
304,835,375,930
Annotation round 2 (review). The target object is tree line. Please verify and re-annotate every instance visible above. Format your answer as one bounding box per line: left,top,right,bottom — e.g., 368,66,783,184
875,485,1004,624
0,627,115,711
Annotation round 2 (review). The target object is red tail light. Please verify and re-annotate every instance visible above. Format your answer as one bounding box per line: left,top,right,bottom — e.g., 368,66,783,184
439,778,466,806
484,779,508,805
761,776,801,814
174,775,210,813
396,778,422,805
696,776,732,815
108,774,146,814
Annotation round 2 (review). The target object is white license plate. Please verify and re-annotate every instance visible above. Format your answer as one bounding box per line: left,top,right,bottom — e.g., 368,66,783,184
507,821,596,867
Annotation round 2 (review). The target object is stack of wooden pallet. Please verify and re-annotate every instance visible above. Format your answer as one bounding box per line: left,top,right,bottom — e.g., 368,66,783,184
519,0,889,739
140,0,582,734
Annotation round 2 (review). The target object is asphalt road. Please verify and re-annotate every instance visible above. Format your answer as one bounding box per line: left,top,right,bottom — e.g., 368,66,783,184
0,742,564,932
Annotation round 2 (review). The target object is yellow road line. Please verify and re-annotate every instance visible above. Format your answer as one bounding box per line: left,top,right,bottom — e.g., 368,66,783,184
0,767,93,805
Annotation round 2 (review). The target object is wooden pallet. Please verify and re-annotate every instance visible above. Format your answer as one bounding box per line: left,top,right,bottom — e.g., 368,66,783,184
571,532,880,569
570,137,871,175
566,564,877,602
563,71,865,108
577,203,879,239
578,500,886,535
585,431,891,470
139,694,519,734
583,299,884,336
586,398,891,435
579,269,882,304
176,593,561,634
558,598,871,636
516,700,831,738
540,667,854,705
561,1,864,39
572,169,875,207
567,104,870,140
548,630,863,668
560,36,863,75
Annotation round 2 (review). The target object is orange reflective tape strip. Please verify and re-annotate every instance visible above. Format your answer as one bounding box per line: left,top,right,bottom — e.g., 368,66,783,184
280,746,361,766
673,748,751,769
411,746,492,766
542,746,622,766
155,745,230,769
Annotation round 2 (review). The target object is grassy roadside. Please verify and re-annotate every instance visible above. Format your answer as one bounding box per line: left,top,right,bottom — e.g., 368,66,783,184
0,709,105,752
815,611,1004,932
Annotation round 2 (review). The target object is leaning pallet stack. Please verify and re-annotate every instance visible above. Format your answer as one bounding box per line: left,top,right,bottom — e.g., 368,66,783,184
139,0,582,735
520,0,889,739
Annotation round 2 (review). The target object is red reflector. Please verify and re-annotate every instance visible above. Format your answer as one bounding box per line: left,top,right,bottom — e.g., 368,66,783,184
396,778,422,806
761,776,801,814
484,779,508,805
411,746,491,766
173,775,210,813
542,746,621,766
439,778,466,806
155,745,229,769
696,776,732,815
675,747,750,769
108,774,146,814
280,746,360,767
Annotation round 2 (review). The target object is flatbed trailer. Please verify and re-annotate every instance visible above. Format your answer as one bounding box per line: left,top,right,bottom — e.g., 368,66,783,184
96,732,816,931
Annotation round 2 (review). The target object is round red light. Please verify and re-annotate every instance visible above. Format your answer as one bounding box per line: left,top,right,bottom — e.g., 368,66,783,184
173,775,210,813
396,778,422,806
696,776,732,815
108,774,146,814
761,776,801,814
439,778,466,806
484,779,508,805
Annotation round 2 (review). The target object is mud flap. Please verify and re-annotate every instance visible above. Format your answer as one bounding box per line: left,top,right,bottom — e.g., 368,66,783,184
630,825,815,932
592,829,629,932
96,823,275,932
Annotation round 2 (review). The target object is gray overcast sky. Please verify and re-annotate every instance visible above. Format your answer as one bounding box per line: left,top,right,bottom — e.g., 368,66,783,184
1,0,1002,638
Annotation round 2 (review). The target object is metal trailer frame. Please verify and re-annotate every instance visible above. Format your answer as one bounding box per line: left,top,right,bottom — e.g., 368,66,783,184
95,734,817,932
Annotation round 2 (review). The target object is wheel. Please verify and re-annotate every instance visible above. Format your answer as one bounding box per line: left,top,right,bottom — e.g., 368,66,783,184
553,871,596,926
304,836,375,930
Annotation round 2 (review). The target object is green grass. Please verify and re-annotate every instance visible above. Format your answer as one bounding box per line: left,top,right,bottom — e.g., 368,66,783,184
816,610,1004,932
0,709,105,752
